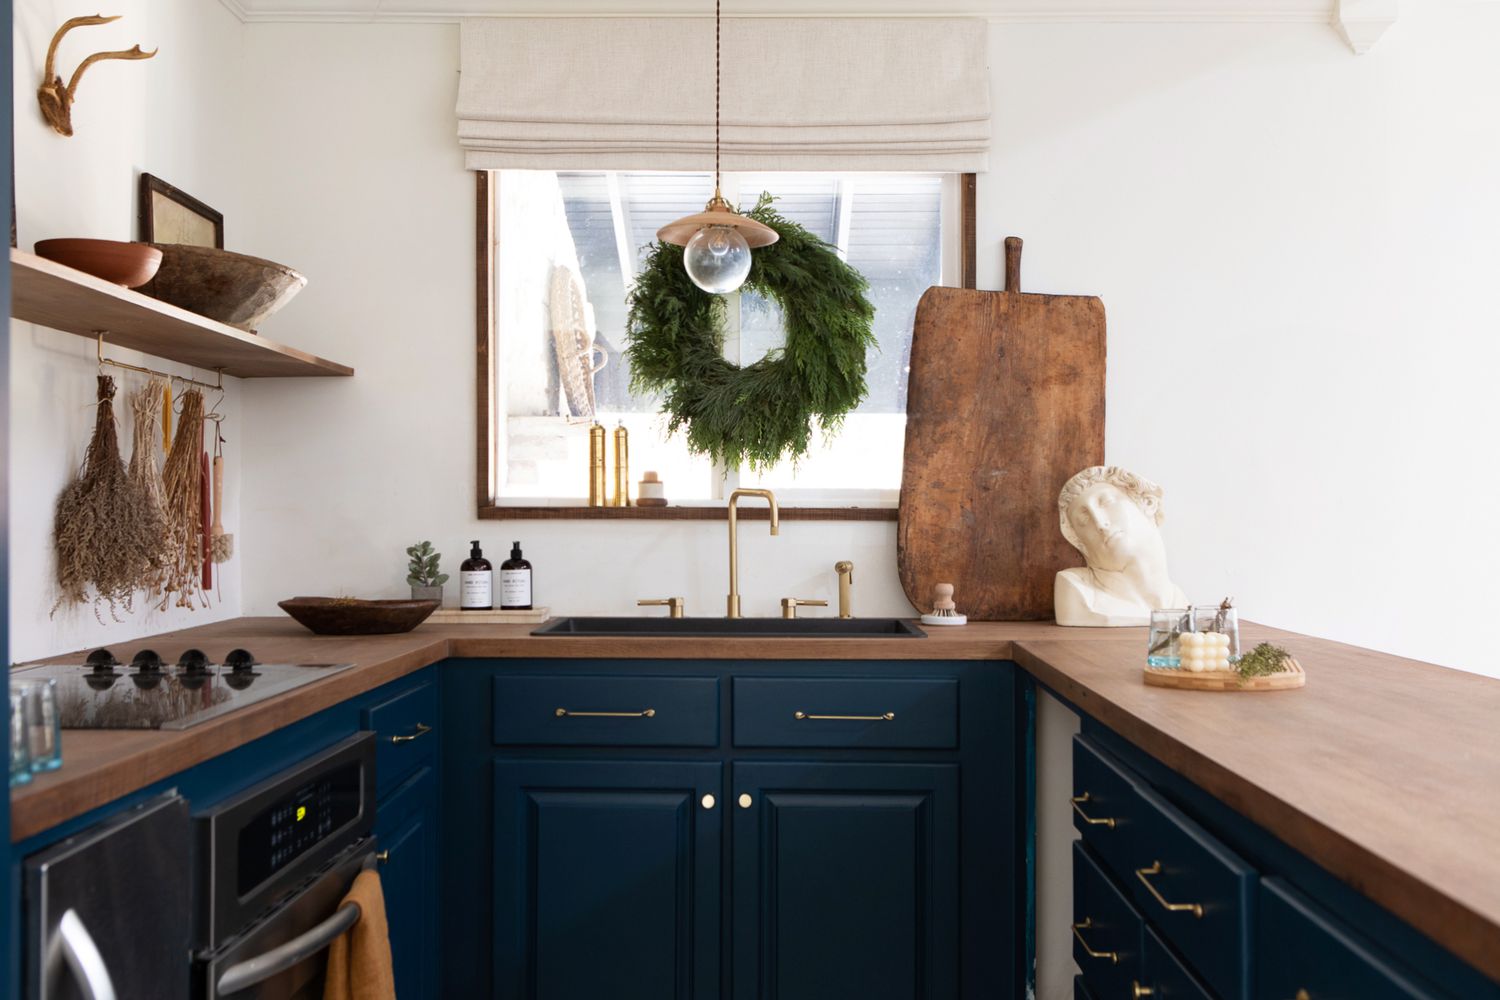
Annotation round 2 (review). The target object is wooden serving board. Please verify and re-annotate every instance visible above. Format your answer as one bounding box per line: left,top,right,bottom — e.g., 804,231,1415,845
1143,658,1306,691
899,238,1105,620
423,607,551,625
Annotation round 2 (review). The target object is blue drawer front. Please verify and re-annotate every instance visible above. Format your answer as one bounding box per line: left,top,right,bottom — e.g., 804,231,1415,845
1128,782,1255,1000
1072,735,1149,879
1073,842,1145,1000
492,675,719,746
363,679,438,798
1259,878,1442,1000
733,676,958,748
1075,975,1097,1000
1142,925,1214,1000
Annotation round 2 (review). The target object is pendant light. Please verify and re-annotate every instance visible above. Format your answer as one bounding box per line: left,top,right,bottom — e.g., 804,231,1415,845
656,0,778,294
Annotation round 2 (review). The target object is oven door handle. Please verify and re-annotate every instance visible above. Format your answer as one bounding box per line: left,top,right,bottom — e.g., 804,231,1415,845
48,909,118,1000
215,896,363,995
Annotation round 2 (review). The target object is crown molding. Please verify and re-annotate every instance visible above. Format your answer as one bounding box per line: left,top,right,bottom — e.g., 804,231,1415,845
217,0,1395,52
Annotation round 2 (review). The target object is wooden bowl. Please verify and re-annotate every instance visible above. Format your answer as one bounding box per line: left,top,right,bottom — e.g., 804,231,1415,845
35,238,163,288
278,597,440,636
145,244,307,332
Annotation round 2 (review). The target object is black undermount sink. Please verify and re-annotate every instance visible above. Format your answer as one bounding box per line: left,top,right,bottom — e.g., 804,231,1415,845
532,616,927,638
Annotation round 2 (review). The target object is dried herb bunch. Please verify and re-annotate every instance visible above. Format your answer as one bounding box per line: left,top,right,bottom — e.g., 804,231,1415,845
52,376,158,619
1237,642,1292,683
127,380,173,593
159,387,206,609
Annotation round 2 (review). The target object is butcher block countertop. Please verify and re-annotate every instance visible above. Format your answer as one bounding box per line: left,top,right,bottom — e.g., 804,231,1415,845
10,616,1500,983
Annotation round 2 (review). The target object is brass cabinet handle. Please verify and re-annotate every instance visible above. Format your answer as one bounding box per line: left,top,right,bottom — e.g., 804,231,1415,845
390,722,432,744
555,707,656,719
1070,793,1116,829
1133,983,1154,998
1135,861,1205,918
1294,992,1311,1000
793,711,895,722
1070,918,1119,964
375,850,391,864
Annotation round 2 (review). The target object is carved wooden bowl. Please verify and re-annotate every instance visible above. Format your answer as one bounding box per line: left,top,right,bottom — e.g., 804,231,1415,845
35,238,162,288
278,597,440,635
145,244,307,332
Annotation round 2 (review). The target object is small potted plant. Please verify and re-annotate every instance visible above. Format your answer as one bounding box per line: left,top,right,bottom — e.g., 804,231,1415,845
406,541,448,602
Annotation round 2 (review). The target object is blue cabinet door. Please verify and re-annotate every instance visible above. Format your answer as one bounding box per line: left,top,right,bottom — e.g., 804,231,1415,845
732,761,960,1000
492,759,722,1000
375,764,440,1000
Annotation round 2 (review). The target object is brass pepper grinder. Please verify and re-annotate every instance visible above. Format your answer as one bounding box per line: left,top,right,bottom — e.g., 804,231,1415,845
587,423,607,507
612,422,631,507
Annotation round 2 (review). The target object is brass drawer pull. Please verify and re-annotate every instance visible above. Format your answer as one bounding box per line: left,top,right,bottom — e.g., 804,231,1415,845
390,722,432,744
1294,992,1311,1000
793,711,895,722
1070,918,1119,964
1070,793,1116,829
1135,861,1205,918
555,707,657,719
1133,983,1154,998
375,850,391,864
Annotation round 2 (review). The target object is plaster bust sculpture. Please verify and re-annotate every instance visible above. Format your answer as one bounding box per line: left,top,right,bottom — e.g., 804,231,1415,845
1054,466,1187,627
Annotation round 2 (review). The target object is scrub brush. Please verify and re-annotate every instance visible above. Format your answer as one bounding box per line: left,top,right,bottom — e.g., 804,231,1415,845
920,583,968,626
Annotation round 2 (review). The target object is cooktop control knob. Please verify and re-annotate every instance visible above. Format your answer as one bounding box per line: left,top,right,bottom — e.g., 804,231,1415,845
131,649,165,673
85,648,120,670
224,648,260,671
176,648,212,673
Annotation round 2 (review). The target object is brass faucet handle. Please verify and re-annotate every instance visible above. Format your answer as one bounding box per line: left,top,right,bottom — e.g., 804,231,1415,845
780,597,828,619
638,597,686,619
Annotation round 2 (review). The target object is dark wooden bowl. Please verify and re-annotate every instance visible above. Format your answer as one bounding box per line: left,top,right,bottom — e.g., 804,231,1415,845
145,244,307,332
278,597,440,635
35,238,163,288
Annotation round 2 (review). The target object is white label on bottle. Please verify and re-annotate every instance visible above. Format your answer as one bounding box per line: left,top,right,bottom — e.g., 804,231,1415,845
460,570,492,609
501,569,532,608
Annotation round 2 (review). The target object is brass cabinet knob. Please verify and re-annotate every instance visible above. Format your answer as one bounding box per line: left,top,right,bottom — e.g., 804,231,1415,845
738,793,753,809
1133,983,1154,998
701,794,716,810
375,850,390,864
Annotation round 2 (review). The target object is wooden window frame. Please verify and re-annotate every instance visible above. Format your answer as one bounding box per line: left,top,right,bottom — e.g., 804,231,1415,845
475,170,978,521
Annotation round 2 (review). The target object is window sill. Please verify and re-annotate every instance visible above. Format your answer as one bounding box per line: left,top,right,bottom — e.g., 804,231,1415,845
477,503,897,522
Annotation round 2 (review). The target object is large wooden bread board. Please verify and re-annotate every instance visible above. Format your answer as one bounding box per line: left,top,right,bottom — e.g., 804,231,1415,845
898,238,1105,620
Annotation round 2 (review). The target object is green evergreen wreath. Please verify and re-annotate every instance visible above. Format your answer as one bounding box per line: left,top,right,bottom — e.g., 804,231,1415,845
625,194,876,471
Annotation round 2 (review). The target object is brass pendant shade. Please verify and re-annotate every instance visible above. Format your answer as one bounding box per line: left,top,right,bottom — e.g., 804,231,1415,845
657,192,779,249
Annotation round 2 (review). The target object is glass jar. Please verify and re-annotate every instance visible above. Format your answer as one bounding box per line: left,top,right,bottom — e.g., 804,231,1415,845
1147,608,1194,667
1192,604,1241,662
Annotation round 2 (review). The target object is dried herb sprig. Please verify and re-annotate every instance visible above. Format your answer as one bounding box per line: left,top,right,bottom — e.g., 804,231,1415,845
1236,642,1291,683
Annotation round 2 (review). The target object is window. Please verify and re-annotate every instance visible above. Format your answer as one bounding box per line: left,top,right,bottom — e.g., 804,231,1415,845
477,170,973,517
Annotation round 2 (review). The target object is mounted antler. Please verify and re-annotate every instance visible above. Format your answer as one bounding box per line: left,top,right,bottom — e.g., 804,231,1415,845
37,14,157,137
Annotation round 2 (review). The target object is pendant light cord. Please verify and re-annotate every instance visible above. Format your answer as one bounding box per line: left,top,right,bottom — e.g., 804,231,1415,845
715,0,721,193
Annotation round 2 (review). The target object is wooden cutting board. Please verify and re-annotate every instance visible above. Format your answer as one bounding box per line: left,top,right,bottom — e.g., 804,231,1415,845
898,238,1105,621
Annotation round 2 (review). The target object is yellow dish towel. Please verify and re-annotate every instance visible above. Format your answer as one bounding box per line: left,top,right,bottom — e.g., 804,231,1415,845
323,869,397,1000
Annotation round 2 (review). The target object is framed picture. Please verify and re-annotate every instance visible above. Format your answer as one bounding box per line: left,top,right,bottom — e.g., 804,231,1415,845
139,173,223,248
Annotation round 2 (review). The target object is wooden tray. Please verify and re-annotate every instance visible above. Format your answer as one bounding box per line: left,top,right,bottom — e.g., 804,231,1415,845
423,606,551,625
1144,658,1305,691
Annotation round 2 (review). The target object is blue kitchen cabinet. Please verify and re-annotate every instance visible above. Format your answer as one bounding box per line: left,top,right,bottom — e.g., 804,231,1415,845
731,761,960,1000
491,758,723,1000
375,763,440,1000
442,658,1023,1000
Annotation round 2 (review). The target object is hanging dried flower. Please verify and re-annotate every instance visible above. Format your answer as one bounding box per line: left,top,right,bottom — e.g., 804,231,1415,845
128,379,173,594
159,387,207,609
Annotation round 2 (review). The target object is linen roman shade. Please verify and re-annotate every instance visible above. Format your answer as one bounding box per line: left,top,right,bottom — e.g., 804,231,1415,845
456,18,991,172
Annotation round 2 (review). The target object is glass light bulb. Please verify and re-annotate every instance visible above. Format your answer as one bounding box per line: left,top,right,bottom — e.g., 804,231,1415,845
684,225,752,294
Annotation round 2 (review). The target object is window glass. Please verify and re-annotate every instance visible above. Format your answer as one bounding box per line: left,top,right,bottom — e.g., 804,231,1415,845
494,170,943,504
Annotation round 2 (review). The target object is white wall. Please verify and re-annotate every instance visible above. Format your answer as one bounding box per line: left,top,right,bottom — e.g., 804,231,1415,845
219,6,1500,677
9,0,247,661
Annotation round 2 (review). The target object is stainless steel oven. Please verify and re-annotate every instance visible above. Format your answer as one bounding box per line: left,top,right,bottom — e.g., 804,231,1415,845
191,733,377,999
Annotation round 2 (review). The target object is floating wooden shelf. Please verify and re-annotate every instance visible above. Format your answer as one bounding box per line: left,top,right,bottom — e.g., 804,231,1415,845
10,248,353,378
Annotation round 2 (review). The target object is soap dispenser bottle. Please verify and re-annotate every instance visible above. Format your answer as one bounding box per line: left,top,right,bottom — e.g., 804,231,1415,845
500,541,533,610
460,540,493,611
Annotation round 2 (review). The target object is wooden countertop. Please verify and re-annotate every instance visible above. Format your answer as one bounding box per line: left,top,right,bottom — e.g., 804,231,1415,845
10,616,1500,983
